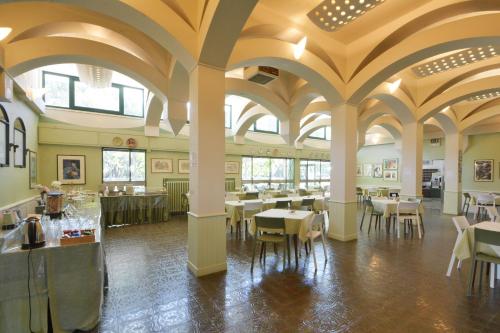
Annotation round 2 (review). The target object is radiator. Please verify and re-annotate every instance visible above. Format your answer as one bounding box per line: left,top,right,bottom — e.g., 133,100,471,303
163,178,236,214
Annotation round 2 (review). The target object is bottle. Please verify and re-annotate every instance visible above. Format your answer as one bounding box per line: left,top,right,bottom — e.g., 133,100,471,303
104,186,109,197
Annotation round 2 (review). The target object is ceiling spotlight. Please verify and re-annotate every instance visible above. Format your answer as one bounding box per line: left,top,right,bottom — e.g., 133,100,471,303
293,36,308,60
0,27,12,41
389,79,402,93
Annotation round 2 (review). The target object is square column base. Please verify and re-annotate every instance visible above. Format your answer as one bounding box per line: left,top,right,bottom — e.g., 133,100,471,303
187,213,227,277
328,201,358,241
443,191,462,215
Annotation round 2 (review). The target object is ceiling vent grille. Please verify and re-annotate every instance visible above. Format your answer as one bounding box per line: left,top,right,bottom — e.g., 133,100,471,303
244,66,279,85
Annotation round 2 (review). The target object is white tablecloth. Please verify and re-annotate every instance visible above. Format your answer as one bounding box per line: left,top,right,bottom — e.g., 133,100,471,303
454,221,500,260
0,221,104,333
251,209,313,242
225,195,327,227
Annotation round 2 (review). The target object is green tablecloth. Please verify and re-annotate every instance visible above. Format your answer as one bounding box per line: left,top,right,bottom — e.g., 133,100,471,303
100,194,169,227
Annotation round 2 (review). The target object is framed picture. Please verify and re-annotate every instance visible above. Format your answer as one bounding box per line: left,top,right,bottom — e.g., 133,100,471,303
363,164,373,177
383,170,398,181
356,165,362,177
151,158,173,173
57,155,86,185
383,158,398,170
225,161,239,174
474,159,493,182
373,163,383,178
178,159,190,174
29,151,37,189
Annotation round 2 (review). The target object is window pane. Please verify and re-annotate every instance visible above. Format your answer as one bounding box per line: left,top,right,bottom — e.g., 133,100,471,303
103,150,130,182
44,74,70,107
123,87,144,117
242,157,252,181
225,105,231,128
14,129,24,166
309,128,325,139
321,161,331,180
254,115,278,133
325,126,331,140
271,159,286,180
252,157,271,180
300,161,307,181
0,123,6,165
75,81,119,111
130,151,146,181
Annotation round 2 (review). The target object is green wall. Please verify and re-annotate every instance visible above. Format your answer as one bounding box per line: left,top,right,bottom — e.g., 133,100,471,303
462,133,500,192
356,143,402,187
0,95,39,208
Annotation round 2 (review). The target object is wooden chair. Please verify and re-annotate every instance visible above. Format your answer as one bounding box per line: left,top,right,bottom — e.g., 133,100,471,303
304,212,328,271
300,198,315,211
245,192,259,200
446,216,470,277
275,200,292,209
467,227,500,296
462,193,472,216
251,216,287,271
359,197,383,233
485,206,499,222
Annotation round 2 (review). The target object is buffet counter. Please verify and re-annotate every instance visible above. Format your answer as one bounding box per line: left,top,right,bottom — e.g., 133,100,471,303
100,193,169,227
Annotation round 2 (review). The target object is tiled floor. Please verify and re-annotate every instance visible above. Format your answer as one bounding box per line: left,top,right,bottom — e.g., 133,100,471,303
99,200,500,332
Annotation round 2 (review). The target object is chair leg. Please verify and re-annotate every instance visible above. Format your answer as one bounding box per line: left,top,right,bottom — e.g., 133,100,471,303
283,239,287,270
457,259,462,270
311,237,317,271
467,260,477,296
251,239,258,271
419,216,425,234
263,242,267,266
360,207,366,231
416,217,422,239
259,242,264,262
397,218,400,238
446,253,456,277
320,232,327,262
490,263,495,289
479,261,484,289
368,214,374,233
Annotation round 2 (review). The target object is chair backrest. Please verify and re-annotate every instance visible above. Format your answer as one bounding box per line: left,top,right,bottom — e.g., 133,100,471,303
477,193,494,205
275,200,291,209
452,216,470,234
301,198,315,206
273,193,288,198
298,189,308,196
397,201,419,214
243,201,263,211
245,192,259,200
364,197,373,208
463,192,471,199
255,216,285,230
474,227,500,247
485,206,499,221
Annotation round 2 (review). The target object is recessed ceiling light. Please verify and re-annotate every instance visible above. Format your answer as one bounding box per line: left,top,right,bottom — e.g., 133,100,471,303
307,0,384,32
0,27,12,41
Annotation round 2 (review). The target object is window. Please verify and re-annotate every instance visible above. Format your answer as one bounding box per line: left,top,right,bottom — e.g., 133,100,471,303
241,156,294,190
102,148,146,183
300,159,330,189
13,118,26,168
250,115,279,134
225,104,232,129
43,71,144,117
0,105,9,166
308,126,331,140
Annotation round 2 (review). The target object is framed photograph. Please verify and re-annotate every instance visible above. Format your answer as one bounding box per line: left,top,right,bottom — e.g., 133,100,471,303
373,163,383,178
383,158,398,170
474,159,493,182
151,158,173,173
225,161,239,174
356,165,362,177
178,159,190,174
57,155,86,185
363,163,373,177
383,170,398,181
29,151,37,189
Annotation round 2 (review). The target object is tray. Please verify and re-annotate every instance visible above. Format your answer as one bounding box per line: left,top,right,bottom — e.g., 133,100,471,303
60,229,96,246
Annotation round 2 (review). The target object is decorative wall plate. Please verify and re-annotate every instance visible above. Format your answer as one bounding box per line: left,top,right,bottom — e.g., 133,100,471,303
126,138,138,148
112,137,123,146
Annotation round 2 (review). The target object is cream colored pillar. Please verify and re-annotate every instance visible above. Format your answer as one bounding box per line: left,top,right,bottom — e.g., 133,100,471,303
328,104,358,241
443,133,462,214
187,64,227,276
400,121,423,199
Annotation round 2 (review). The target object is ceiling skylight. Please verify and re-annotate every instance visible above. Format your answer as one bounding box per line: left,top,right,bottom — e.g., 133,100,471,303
466,90,500,102
307,0,386,32
412,46,499,78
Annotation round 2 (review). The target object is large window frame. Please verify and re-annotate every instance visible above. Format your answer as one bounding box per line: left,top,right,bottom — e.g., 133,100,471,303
307,126,331,140
250,115,280,134
0,105,9,167
300,159,331,189
102,148,146,184
43,71,144,118
241,156,294,190
13,118,26,168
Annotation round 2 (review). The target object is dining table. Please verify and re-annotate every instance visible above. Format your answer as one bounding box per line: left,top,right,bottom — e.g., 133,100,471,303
225,195,328,228
0,214,104,333
453,221,500,287
252,209,313,267
370,198,424,219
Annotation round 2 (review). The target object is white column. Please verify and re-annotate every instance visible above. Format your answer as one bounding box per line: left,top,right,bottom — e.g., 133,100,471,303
400,121,423,199
187,64,227,276
328,104,358,241
443,133,462,214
